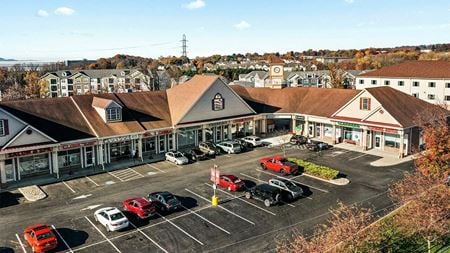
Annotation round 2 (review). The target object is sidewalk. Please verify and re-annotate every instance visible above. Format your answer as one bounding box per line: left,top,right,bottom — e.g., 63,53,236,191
333,142,414,167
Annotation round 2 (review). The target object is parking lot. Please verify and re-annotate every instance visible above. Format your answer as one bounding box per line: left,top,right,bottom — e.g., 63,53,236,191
0,145,414,253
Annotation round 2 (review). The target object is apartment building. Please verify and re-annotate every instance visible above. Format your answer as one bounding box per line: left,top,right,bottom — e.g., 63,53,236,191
355,61,450,106
41,69,155,97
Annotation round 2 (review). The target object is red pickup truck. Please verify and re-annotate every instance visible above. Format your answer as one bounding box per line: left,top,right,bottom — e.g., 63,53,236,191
260,156,298,175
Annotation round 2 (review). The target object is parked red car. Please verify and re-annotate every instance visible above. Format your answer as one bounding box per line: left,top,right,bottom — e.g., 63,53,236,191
123,197,156,219
23,224,58,253
260,156,298,175
214,175,245,191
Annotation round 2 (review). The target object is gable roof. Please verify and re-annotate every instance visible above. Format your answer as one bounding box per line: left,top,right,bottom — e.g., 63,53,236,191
365,86,447,128
166,75,219,125
232,86,359,117
92,97,121,109
358,60,450,79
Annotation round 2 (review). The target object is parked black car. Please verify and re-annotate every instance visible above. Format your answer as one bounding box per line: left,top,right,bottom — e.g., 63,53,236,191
245,184,281,207
147,191,182,213
290,135,308,145
236,139,253,152
306,141,329,151
183,148,207,162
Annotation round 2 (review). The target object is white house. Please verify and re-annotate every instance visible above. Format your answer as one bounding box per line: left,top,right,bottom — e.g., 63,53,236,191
355,61,450,106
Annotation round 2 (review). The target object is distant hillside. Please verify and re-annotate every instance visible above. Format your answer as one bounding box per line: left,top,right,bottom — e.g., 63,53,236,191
0,57,16,61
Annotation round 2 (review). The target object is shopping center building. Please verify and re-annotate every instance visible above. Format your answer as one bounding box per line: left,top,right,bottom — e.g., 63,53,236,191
0,75,443,187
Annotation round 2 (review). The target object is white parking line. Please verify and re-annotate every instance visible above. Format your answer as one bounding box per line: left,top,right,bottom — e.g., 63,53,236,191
107,171,125,182
155,212,204,245
130,168,144,177
165,161,183,169
224,154,232,158
185,188,255,225
15,233,27,253
238,173,302,204
203,183,277,215
329,150,350,157
349,153,368,161
146,164,166,173
84,216,121,253
85,176,100,187
128,221,168,253
62,180,76,193
180,204,231,235
256,169,329,193
51,225,74,253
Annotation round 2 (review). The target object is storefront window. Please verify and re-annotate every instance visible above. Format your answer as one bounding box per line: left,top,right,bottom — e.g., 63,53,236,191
205,128,213,142
177,129,196,149
385,133,400,148
19,154,50,177
315,124,321,137
5,159,15,181
343,127,361,144
215,127,222,142
168,134,174,150
110,141,132,161
223,126,229,140
158,136,166,153
58,149,81,169
143,137,156,154
324,124,333,137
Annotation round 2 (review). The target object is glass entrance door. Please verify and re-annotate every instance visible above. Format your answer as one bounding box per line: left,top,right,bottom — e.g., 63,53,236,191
375,136,381,149
85,146,94,167
5,159,16,182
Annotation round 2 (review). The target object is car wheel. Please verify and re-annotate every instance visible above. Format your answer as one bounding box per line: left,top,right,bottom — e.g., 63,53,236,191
264,199,271,207
250,143,254,148
290,193,295,200
245,192,251,199
280,169,285,175
261,163,267,170
228,150,232,154
227,186,232,191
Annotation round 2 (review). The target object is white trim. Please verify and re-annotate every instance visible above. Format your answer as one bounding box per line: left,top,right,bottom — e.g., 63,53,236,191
2,125,57,150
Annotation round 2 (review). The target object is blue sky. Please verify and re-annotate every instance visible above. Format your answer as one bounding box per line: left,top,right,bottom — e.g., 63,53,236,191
1,0,449,61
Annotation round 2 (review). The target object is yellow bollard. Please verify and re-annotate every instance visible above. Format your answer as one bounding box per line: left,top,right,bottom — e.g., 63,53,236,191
211,195,219,206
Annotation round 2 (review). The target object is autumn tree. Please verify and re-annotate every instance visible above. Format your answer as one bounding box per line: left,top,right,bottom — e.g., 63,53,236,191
278,202,374,253
328,64,344,88
1,85,26,101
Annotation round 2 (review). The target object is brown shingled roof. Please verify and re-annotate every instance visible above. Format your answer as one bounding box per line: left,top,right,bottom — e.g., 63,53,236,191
358,60,450,79
366,86,448,128
232,86,360,117
92,97,118,109
166,75,219,125
72,94,145,137
115,91,172,130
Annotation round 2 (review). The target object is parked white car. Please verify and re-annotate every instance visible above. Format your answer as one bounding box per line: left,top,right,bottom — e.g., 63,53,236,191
241,136,262,147
268,178,303,200
216,141,242,154
94,207,129,232
165,151,189,165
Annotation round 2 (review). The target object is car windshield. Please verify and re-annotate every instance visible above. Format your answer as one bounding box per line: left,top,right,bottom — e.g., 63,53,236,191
174,153,183,158
36,232,53,241
284,181,298,190
254,138,261,141
233,178,242,183
110,212,124,220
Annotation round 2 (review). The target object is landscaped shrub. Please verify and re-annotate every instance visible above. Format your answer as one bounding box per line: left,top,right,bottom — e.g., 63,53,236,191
288,158,339,180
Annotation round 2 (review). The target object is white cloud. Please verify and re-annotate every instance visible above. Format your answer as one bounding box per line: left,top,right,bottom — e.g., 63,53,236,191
234,20,251,30
37,9,49,17
54,7,75,16
184,0,205,10
344,0,355,3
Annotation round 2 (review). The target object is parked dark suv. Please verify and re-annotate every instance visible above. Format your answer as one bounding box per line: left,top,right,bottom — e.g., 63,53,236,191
245,184,281,207
306,141,329,151
290,135,307,145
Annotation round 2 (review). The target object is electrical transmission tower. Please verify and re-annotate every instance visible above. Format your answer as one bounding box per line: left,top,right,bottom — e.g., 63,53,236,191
181,34,188,63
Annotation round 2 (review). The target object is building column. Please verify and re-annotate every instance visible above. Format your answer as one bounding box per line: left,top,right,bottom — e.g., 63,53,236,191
292,117,296,133
262,118,267,133
362,128,368,151
252,120,256,135
399,130,405,158
0,159,6,184
202,128,206,142
138,137,143,161
228,124,232,140
381,132,385,151
172,132,177,151
304,119,309,137
80,147,85,169
98,142,104,169
52,149,59,178
331,123,337,144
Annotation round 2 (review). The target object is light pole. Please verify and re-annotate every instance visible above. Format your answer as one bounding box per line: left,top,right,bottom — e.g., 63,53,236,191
211,164,219,206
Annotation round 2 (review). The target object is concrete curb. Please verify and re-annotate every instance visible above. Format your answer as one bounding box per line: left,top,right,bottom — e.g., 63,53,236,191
302,173,350,186
18,185,47,201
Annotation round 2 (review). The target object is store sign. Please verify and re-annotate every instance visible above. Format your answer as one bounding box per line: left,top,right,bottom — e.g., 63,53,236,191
144,129,172,137
368,126,399,134
232,117,253,123
103,134,139,144
337,121,360,128
293,115,305,121
59,141,96,151
207,121,229,127
6,148,52,158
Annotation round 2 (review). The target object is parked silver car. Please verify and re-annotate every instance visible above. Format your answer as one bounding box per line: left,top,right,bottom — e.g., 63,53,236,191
165,151,189,165
241,136,263,147
216,141,242,154
268,178,303,200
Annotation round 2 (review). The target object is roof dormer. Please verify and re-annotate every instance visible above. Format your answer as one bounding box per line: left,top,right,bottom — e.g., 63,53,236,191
92,97,122,123
61,71,71,77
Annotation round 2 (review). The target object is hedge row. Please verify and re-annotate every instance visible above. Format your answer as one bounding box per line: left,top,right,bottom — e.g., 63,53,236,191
288,158,339,180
